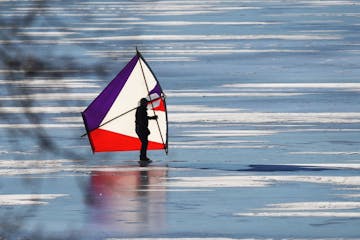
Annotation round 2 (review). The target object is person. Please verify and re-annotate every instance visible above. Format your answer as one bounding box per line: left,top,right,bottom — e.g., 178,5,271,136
135,98,158,162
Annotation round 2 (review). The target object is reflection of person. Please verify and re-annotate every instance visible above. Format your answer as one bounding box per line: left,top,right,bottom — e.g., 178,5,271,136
135,98,158,161
87,168,167,234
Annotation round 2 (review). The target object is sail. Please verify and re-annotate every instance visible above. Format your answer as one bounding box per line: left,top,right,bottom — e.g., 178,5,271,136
82,51,168,153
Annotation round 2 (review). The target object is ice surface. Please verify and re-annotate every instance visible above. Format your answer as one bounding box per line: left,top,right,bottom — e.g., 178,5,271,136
1,0,360,239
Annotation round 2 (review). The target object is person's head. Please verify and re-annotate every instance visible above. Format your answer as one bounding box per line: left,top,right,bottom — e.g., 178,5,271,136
140,98,148,107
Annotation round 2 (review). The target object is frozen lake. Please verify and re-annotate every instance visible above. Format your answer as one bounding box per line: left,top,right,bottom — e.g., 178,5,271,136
1,0,360,239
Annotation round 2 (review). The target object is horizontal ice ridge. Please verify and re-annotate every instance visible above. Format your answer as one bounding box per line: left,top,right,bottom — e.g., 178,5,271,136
0,194,68,206
165,175,360,188
290,152,360,155
17,31,75,37
166,92,307,97
259,201,360,211
0,107,84,113
2,34,340,44
0,79,100,88
236,212,360,217
0,93,98,101
182,130,277,137
169,112,360,124
0,159,73,168
87,49,316,58
0,160,171,176
71,34,342,41
93,21,281,26
222,83,360,89
299,0,360,6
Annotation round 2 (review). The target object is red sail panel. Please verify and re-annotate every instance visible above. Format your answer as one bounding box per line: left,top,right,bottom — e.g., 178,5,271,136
89,128,165,152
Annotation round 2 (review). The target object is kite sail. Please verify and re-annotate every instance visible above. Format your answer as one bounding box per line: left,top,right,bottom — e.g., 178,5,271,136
82,50,168,154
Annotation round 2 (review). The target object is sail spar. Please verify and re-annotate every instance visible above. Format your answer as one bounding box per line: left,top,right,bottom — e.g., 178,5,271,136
82,50,168,153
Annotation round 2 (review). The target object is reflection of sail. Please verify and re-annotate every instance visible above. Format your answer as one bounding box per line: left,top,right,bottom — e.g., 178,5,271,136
86,167,168,234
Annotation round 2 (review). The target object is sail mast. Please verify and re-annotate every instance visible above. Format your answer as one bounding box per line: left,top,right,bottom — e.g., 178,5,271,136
137,49,168,154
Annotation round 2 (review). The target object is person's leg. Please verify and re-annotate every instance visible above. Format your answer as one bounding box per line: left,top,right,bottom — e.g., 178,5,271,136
141,137,148,160
137,128,150,161
139,133,148,160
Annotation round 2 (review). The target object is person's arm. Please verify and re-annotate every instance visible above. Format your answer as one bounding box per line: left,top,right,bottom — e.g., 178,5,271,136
148,115,158,120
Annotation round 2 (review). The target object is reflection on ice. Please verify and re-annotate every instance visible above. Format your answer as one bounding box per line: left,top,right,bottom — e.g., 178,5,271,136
86,168,168,234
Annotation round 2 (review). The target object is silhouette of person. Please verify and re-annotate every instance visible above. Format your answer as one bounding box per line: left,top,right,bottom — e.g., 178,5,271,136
135,98,158,161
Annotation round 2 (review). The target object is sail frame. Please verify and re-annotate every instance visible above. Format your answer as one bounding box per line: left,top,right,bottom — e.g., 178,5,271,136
137,50,168,154
81,50,168,154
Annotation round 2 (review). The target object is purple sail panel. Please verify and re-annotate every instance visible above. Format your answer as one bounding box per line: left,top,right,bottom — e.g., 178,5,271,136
149,83,163,96
83,55,139,132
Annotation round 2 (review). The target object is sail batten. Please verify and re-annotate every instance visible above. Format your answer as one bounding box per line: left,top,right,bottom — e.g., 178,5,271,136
82,51,168,153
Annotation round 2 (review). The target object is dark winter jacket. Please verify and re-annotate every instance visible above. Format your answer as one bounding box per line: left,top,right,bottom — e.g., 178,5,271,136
135,105,149,130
